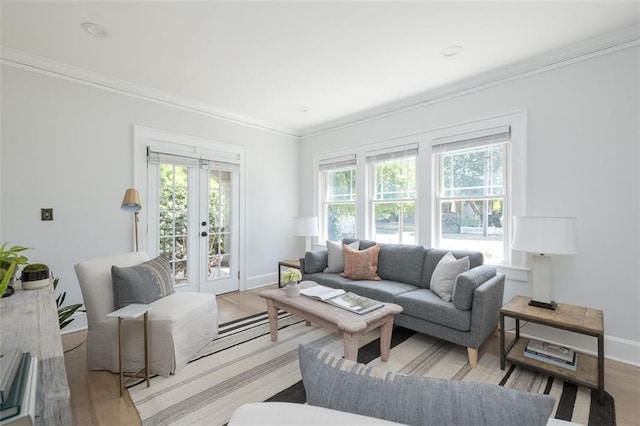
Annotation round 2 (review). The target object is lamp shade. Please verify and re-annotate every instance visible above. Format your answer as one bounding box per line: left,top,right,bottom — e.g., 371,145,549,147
121,188,142,212
511,216,577,255
293,217,319,237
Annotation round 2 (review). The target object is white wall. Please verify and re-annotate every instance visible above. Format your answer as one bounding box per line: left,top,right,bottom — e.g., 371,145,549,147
300,46,640,365
1,65,301,313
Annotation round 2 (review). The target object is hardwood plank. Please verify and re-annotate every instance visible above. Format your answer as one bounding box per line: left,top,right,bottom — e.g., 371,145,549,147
63,287,639,425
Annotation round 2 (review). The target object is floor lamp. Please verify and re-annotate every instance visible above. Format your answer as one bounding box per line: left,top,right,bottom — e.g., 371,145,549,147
511,216,577,310
121,188,142,251
293,217,319,253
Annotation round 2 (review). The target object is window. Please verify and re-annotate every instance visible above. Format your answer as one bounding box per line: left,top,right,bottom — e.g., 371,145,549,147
368,146,418,244
319,156,357,242
433,127,510,262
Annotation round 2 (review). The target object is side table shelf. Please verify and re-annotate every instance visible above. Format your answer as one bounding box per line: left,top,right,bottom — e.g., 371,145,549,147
500,295,604,401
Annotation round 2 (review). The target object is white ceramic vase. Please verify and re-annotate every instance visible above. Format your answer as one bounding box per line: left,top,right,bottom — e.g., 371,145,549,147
285,282,300,297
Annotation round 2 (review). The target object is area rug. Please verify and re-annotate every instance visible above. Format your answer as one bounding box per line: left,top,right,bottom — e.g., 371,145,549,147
128,312,615,426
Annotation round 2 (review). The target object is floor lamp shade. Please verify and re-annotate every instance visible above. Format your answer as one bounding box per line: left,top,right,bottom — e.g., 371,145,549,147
293,217,319,252
121,188,142,251
512,216,577,309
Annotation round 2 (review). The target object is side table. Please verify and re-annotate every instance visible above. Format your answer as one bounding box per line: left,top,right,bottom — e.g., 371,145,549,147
106,304,151,396
278,259,301,288
500,295,604,401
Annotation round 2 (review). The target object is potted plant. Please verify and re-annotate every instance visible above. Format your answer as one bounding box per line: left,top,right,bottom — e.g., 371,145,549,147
282,268,302,297
0,243,30,297
53,277,84,329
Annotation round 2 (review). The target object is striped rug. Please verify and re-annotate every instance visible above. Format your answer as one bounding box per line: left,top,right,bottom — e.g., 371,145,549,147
128,312,615,426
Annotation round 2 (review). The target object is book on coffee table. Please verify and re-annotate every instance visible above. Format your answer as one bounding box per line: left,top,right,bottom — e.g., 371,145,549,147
300,284,345,301
301,285,384,314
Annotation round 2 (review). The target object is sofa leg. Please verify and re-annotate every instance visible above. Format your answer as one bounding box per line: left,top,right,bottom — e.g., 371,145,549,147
467,348,478,368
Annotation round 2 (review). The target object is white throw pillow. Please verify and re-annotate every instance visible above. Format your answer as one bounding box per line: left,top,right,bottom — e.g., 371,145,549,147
324,240,359,273
430,252,470,302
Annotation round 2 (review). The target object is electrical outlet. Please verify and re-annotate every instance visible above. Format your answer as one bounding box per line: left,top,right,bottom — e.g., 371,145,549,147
41,208,53,221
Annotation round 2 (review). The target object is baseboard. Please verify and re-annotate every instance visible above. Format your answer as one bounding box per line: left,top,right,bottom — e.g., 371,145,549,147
245,272,278,290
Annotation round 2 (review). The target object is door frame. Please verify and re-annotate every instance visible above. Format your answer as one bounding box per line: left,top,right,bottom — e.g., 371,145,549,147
133,125,246,292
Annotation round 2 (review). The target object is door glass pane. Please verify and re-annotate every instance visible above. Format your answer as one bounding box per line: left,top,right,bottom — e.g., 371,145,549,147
207,169,232,281
159,163,189,283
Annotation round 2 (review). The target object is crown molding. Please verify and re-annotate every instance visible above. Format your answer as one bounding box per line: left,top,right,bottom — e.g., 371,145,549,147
2,24,638,140
0,47,300,139
299,24,640,138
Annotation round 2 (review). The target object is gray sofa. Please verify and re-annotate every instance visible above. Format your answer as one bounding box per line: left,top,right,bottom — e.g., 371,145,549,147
300,238,505,367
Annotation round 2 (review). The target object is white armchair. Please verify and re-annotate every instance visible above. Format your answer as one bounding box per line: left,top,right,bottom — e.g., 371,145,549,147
74,252,218,377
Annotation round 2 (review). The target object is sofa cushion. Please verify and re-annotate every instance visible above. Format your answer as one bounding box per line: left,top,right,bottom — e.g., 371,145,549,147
342,237,377,250
430,252,470,302
299,345,556,426
342,244,381,281
111,256,174,309
324,240,359,273
304,251,328,274
344,280,420,304
452,265,497,311
422,249,484,288
376,244,425,286
303,272,352,290
395,289,471,331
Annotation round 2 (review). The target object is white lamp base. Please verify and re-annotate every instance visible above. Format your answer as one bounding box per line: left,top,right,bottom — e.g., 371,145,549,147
529,254,557,310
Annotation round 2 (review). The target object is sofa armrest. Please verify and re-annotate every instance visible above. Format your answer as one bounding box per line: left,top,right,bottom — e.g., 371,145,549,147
468,273,505,348
452,265,497,310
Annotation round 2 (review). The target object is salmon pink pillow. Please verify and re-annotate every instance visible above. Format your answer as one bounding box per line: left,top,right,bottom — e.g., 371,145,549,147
341,244,381,281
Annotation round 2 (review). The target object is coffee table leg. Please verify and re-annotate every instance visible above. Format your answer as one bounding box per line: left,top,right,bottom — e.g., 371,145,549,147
379,316,394,362
266,299,278,342
343,332,359,361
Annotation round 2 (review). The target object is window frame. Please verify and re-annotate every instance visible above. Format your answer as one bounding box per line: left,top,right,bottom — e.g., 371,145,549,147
367,146,418,244
311,110,526,268
317,154,358,242
424,111,527,266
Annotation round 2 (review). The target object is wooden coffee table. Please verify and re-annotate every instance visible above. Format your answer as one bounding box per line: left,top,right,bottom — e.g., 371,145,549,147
259,283,402,362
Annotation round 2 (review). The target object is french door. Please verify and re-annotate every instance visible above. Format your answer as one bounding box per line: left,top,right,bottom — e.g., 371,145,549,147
147,153,240,295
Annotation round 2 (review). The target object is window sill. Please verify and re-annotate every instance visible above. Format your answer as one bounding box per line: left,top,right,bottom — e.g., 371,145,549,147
486,262,529,283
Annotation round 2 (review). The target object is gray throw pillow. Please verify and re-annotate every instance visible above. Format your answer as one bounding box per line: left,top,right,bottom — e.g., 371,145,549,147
430,252,470,302
298,345,555,426
111,256,174,309
324,240,359,273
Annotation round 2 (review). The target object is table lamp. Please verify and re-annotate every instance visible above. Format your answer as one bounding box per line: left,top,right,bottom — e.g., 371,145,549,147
511,216,577,309
293,217,319,253
121,188,142,251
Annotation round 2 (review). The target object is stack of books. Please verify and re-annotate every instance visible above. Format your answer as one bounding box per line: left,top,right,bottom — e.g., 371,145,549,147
523,339,577,371
0,349,38,426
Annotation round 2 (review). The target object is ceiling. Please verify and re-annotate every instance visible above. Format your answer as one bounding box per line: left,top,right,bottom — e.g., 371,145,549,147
2,1,639,137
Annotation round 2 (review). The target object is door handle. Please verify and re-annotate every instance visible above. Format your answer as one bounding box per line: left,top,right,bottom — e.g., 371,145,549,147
201,231,208,237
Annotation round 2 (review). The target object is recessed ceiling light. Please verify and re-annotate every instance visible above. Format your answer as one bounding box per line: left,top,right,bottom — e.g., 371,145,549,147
296,106,310,113
81,22,111,39
441,45,463,58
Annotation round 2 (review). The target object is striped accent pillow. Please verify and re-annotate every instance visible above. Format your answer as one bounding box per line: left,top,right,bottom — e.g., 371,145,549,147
298,345,555,426
111,256,174,309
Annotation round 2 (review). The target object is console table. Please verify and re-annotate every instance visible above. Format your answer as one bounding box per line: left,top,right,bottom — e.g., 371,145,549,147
500,295,604,401
0,283,72,425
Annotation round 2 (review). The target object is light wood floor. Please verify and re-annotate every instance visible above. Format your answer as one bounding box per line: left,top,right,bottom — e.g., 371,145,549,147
63,287,640,426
